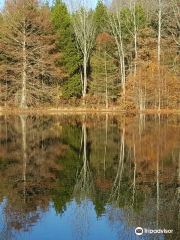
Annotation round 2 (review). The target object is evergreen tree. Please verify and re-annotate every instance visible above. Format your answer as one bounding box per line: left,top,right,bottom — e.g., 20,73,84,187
90,32,119,107
51,0,82,100
120,4,147,37
94,0,108,34
53,123,83,214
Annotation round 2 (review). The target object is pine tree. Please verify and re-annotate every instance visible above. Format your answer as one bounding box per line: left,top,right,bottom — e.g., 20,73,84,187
51,0,82,100
90,32,119,108
94,0,108,34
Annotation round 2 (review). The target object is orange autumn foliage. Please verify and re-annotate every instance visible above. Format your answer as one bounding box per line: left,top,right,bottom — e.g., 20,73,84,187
119,27,180,110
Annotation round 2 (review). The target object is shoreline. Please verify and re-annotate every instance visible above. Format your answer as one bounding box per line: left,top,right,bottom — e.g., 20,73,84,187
0,107,180,114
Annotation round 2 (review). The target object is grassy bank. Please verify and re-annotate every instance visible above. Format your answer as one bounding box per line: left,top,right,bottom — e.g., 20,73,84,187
0,106,180,115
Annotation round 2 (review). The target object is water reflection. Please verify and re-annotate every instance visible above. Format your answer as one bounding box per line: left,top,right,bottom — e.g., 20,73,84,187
0,114,180,240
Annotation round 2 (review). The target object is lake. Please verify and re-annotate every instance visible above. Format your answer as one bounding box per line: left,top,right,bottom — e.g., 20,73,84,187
0,113,179,240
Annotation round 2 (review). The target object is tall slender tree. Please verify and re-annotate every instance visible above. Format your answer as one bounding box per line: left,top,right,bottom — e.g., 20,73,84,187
90,32,118,108
51,0,82,100
70,0,96,99
108,0,126,103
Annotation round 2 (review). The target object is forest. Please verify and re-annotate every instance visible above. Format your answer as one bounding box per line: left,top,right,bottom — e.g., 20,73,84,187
0,0,180,111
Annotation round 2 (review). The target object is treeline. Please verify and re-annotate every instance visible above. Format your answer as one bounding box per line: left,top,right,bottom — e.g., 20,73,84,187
0,0,180,109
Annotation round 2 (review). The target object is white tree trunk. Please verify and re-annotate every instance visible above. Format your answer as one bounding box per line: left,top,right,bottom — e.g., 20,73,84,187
83,54,87,97
71,1,96,99
109,12,126,102
109,124,125,204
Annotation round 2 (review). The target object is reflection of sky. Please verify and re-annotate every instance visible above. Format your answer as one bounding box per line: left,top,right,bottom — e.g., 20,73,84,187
0,199,153,240
18,200,126,240
19,200,122,240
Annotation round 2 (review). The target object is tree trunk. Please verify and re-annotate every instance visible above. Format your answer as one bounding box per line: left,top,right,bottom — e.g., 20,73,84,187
71,2,95,99
119,30,126,99
105,51,108,109
109,123,125,204
83,54,87,97
20,115,27,201
20,27,27,109
108,10,126,105
104,114,108,175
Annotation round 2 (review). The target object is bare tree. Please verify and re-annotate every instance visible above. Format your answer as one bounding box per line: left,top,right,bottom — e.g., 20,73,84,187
168,0,180,46
107,0,126,103
70,0,96,99
109,124,125,205
73,118,94,201
0,0,61,108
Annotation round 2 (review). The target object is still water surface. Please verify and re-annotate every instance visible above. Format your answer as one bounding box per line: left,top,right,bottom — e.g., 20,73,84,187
0,114,180,240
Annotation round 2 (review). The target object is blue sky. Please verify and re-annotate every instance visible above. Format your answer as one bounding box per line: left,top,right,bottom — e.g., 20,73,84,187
0,0,4,8
0,0,99,9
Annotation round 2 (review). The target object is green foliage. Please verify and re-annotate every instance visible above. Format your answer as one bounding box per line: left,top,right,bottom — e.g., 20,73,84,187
90,33,119,105
62,74,82,99
120,4,147,39
51,0,82,99
135,4,147,28
90,55,118,103
94,0,108,34
53,123,83,215
51,0,71,35
93,192,106,216
112,181,145,212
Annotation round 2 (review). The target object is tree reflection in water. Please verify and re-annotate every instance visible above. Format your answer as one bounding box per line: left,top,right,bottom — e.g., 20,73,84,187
0,115,64,239
0,114,180,239
71,117,95,240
